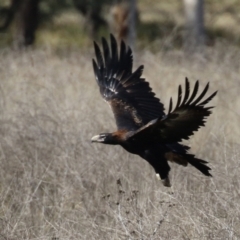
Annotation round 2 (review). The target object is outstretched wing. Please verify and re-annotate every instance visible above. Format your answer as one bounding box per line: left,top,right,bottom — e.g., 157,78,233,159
92,34,165,131
128,78,217,143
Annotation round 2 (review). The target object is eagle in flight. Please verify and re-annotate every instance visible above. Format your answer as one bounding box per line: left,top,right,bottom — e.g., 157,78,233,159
91,34,217,187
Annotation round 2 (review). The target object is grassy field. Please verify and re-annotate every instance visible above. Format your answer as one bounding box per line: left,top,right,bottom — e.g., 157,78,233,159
0,39,240,239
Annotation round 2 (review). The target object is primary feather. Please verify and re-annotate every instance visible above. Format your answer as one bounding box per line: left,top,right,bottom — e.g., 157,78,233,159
92,34,165,131
128,78,217,144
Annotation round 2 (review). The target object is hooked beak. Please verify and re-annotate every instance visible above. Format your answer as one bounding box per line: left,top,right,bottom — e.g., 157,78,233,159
91,135,102,143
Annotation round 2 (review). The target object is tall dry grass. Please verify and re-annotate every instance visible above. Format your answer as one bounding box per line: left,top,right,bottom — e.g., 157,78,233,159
0,43,240,239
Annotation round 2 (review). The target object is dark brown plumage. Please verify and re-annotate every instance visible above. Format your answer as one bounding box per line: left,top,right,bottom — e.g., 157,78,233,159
91,34,217,187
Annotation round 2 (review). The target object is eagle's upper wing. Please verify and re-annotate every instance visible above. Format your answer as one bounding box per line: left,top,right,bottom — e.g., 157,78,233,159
127,78,217,143
92,34,165,131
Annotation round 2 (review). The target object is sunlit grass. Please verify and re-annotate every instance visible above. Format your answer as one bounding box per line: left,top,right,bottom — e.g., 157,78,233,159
0,40,240,239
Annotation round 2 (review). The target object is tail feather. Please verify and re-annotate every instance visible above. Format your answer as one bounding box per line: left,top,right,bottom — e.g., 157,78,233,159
165,151,212,176
184,154,212,176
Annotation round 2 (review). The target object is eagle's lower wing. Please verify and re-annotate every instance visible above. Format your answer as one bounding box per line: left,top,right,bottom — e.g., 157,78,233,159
92,34,165,131
128,78,217,143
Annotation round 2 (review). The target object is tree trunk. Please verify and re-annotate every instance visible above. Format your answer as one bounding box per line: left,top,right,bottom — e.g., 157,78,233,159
109,0,138,47
13,0,39,48
73,0,106,38
109,2,129,44
183,0,205,54
128,0,137,49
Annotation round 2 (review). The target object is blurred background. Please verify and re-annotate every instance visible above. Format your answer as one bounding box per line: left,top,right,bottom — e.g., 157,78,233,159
1,1,240,239
0,0,240,52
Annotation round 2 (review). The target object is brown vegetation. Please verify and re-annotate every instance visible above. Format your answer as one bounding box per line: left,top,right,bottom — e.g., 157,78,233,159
0,43,240,239
109,2,130,43
109,2,139,44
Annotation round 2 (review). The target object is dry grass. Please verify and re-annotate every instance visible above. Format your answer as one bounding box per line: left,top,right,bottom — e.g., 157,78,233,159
0,43,240,240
